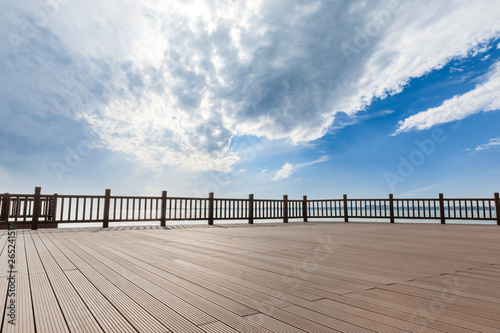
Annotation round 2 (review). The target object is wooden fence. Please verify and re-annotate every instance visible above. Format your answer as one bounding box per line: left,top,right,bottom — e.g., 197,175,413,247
1,187,499,229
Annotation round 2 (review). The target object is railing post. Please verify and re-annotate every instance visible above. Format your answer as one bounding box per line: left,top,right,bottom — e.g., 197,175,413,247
48,193,58,222
343,194,349,222
1,193,11,223
248,194,254,224
494,192,500,226
302,195,308,222
208,192,214,225
103,189,111,228
389,194,395,223
439,193,445,224
32,187,41,230
160,191,167,227
283,195,288,223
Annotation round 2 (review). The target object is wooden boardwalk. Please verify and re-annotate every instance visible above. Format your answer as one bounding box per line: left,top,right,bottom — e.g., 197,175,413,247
1,222,500,332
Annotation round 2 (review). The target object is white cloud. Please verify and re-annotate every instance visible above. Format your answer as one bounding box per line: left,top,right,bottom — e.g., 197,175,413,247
271,155,329,181
472,137,500,151
272,163,293,180
297,155,330,168
395,61,500,134
398,184,442,198
2,1,500,171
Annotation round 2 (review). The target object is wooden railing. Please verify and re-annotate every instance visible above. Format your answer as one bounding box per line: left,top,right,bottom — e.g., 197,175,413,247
1,187,499,229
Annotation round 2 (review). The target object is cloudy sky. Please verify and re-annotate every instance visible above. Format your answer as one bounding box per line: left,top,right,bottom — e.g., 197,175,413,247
1,0,500,200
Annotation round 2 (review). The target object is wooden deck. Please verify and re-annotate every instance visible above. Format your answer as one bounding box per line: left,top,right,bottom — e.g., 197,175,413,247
1,222,500,332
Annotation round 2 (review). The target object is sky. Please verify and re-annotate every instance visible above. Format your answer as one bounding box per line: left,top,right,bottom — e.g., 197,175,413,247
1,0,500,200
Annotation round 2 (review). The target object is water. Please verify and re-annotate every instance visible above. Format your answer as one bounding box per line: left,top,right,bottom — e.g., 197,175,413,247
57,216,497,228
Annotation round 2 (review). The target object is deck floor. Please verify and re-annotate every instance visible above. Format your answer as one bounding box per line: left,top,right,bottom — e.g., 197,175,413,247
1,221,500,332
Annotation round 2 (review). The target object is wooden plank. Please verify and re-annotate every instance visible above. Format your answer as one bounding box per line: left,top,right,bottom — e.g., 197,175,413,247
73,230,322,302
92,230,350,299
401,278,500,303
0,230,13,278
68,234,272,316
30,232,103,333
46,233,171,332
220,251,383,292
29,273,70,333
339,293,500,333
24,232,70,333
58,229,337,333
198,321,239,333
175,257,325,301
281,305,373,333
53,232,276,333
2,232,36,333
64,270,138,333
2,222,500,332
357,287,500,322
0,230,11,321
316,294,445,333
419,274,500,297
244,313,306,333
89,240,336,333
0,276,10,328
306,298,418,333
54,232,237,331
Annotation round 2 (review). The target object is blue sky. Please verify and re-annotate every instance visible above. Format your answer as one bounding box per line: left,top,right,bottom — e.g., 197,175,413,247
1,0,500,200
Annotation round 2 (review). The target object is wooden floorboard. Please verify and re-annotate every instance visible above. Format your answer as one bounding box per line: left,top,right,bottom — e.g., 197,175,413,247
0,222,499,332
2,232,36,333
25,232,70,333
